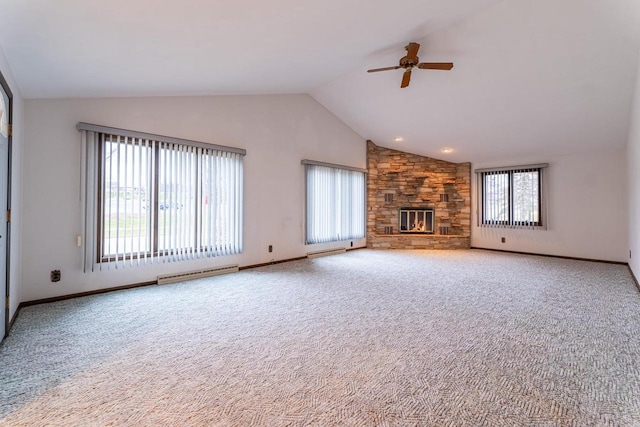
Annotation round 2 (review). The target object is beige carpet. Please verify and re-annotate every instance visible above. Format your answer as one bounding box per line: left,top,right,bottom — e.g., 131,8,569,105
1,249,640,426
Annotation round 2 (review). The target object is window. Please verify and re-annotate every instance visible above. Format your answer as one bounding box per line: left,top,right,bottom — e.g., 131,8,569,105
303,160,366,244
79,123,244,271
476,164,547,229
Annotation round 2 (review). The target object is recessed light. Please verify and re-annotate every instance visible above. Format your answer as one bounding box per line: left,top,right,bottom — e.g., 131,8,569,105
440,147,454,154
394,137,404,142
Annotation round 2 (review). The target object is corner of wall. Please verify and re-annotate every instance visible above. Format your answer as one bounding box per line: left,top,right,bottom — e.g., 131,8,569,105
626,45,640,277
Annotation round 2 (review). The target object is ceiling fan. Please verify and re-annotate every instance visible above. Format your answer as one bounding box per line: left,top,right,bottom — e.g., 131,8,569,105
367,42,453,88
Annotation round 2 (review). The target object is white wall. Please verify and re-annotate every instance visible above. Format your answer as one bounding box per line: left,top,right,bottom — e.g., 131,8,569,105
471,149,628,262
23,95,365,301
627,49,640,277
0,45,24,322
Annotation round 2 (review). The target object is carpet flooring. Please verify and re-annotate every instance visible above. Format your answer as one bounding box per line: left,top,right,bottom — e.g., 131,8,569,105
1,249,640,426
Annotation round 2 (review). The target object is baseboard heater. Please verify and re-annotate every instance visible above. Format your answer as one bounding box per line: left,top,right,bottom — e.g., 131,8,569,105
307,248,347,259
157,264,239,285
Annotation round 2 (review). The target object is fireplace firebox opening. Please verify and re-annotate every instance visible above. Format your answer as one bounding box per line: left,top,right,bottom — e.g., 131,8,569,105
399,208,434,234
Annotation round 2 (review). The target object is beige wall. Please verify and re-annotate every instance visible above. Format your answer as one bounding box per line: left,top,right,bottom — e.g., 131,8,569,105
472,149,628,262
22,95,366,302
627,46,640,276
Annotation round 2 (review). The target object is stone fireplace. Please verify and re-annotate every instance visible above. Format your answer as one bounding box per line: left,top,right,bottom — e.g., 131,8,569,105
367,140,471,250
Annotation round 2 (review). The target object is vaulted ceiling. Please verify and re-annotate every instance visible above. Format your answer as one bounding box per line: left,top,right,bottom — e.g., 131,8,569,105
0,0,639,163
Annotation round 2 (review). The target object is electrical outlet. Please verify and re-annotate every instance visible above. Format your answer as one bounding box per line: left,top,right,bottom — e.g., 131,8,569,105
268,245,273,253
350,241,353,247
501,237,506,243
51,270,61,283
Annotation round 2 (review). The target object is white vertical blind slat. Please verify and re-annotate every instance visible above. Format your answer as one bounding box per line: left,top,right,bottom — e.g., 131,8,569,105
189,145,196,258
92,133,98,272
115,135,122,269
81,131,100,273
195,147,202,259
185,144,192,260
179,144,184,260
212,149,219,255
178,143,184,261
222,152,229,256
215,151,221,255
136,138,142,265
206,149,212,256
228,152,234,254
221,152,227,255
170,142,174,260
503,171,508,227
123,137,128,264
231,152,238,254
80,130,88,272
148,139,155,265
167,142,173,262
104,135,111,270
234,152,242,254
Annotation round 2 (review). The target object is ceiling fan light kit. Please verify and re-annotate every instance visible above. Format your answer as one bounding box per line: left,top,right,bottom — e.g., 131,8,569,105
367,42,453,88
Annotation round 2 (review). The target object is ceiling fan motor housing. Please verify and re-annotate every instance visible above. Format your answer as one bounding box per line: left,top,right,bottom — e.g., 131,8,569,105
399,56,418,68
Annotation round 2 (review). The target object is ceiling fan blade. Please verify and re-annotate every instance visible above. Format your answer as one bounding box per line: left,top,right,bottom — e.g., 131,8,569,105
367,66,402,73
401,69,412,88
405,42,420,62
417,62,454,70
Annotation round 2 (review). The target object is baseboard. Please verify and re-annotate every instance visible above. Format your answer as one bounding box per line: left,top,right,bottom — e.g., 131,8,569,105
9,304,21,330
239,246,365,270
3,304,22,340
470,247,627,266
20,280,158,308
239,256,308,270
628,265,640,294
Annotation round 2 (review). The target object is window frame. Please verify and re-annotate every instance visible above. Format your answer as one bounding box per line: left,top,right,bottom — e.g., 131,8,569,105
302,159,367,245
96,135,196,262
476,164,548,229
79,122,245,271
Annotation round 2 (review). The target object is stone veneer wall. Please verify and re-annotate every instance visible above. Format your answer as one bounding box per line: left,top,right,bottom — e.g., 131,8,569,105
367,140,471,249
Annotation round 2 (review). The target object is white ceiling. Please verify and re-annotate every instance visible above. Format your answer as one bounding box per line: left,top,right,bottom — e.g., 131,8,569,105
1,0,639,163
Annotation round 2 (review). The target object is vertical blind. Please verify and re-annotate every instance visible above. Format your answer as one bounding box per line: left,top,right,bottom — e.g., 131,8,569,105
304,162,366,244
79,123,244,271
476,164,547,229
